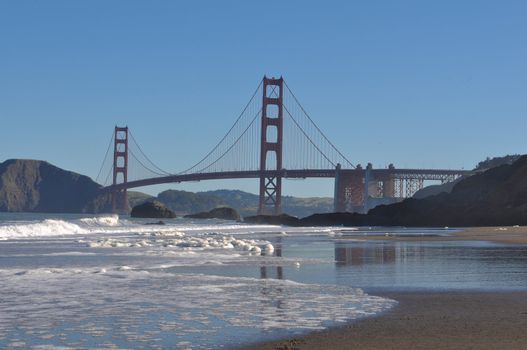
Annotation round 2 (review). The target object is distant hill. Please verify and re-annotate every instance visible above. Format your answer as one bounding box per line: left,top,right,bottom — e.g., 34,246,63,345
0,159,110,213
130,189,333,218
157,190,225,215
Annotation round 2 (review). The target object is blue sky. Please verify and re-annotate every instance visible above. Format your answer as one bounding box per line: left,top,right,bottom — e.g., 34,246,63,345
1,1,526,197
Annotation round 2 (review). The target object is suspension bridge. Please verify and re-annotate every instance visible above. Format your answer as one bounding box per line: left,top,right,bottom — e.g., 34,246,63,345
96,76,470,215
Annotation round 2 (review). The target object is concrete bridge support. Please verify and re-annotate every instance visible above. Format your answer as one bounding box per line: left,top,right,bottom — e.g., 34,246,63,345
379,164,396,198
334,164,401,213
334,164,366,213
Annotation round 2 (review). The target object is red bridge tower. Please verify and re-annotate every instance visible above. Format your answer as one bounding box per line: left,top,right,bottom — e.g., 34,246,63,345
258,76,284,215
112,126,129,214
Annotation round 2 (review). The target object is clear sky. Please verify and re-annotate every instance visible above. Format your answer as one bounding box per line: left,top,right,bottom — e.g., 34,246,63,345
1,1,526,197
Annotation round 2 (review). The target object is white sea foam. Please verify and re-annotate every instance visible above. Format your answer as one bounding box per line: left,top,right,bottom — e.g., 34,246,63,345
0,214,394,349
0,267,396,348
78,215,120,226
85,234,275,255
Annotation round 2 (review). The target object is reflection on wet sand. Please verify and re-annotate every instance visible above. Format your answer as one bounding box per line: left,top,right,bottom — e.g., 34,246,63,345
261,238,283,280
332,240,527,290
335,243,399,266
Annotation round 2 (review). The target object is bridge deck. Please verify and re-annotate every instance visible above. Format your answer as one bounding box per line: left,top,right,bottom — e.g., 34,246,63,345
104,168,472,191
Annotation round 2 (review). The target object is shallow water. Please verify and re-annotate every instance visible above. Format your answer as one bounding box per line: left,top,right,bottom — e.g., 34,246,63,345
1,213,526,349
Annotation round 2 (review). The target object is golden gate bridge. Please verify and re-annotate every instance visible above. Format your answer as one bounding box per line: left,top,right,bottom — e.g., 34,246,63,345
96,76,470,215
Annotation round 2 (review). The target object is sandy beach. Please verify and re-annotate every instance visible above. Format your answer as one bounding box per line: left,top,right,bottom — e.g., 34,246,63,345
243,227,527,350
344,225,527,245
244,291,527,350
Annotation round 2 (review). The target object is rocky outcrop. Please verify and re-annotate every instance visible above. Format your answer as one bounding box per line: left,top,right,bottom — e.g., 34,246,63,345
244,213,301,226
0,159,110,213
185,207,241,221
131,201,176,218
412,177,463,199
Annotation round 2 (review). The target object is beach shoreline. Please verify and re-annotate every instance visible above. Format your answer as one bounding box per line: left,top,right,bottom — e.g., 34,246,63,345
242,290,527,350
340,225,527,245
241,227,527,350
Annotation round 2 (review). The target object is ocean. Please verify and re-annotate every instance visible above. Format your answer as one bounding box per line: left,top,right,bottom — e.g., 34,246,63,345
1,213,527,349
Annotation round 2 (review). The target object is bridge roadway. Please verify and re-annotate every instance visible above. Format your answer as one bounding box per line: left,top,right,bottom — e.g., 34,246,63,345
104,168,472,192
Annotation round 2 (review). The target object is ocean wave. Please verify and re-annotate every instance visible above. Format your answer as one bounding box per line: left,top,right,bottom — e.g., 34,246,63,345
0,215,124,239
79,215,120,227
0,214,352,241
0,219,87,239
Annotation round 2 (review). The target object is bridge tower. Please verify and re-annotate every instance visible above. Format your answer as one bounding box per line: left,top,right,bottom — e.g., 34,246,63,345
112,126,129,214
258,76,284,215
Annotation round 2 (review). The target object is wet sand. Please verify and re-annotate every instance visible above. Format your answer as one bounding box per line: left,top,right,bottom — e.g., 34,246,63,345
243,227,527,350
244,291,527,350
346,225,527,245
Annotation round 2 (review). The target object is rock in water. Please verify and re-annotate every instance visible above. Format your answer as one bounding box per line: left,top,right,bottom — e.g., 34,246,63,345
131,201,176,218
185,207,241,221
244,213,301,226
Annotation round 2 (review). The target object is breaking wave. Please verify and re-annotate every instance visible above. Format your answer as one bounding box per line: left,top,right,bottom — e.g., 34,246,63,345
0,215,124,239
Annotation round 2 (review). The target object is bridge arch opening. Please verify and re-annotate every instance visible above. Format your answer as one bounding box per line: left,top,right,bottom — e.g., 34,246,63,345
264,151,278,171
265,84,278,98
114,173,126,185
116,157,125,168
266,125,278,143
265,104,279,119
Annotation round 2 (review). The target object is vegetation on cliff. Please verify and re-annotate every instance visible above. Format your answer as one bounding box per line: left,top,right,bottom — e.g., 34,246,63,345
475,154,521,171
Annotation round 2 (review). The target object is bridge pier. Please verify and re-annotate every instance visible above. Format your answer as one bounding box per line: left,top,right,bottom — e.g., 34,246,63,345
111,189,129,215
334,164,366,213
334,164,405,213
379,164,396,198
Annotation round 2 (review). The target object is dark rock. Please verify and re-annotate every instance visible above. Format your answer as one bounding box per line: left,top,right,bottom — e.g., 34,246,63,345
412,177,463,199
185,207,241,221
131,201,176,219
144,220,166,225
300,212,369,226
244,213,301,226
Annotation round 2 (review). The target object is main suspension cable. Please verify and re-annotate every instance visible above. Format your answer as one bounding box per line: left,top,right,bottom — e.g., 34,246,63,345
96,131,115,184
283,80,355,168
129,130,172,175
180,79,263,174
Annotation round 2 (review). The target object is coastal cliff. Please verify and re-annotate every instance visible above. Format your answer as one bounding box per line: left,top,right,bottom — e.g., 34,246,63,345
367,154,527,226
0,159,109,213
